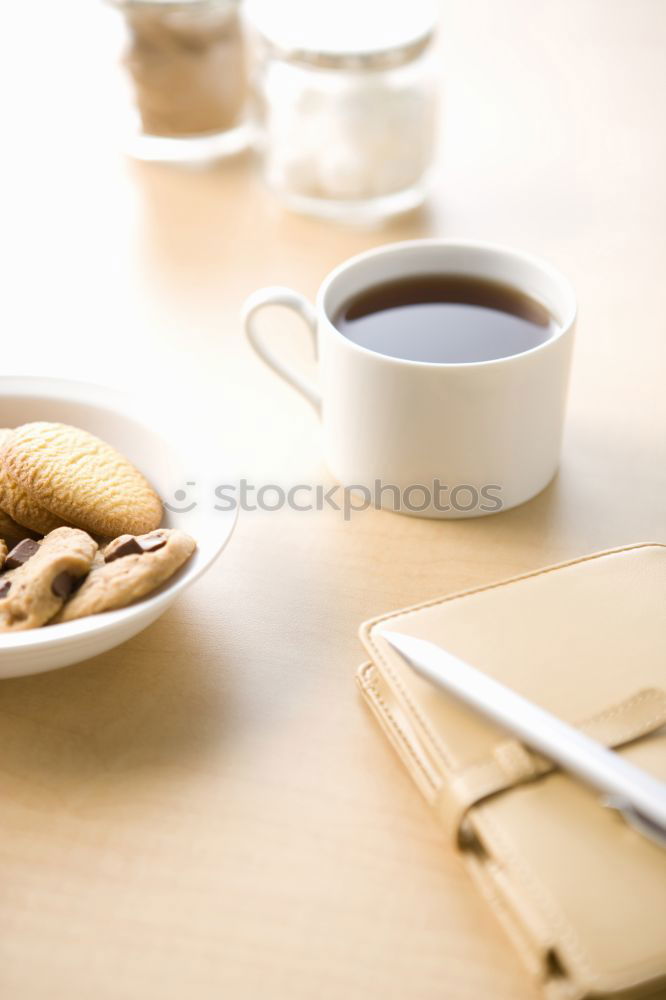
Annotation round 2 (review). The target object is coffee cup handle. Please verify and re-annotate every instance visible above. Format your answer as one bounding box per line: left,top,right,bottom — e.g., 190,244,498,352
241,287,321,413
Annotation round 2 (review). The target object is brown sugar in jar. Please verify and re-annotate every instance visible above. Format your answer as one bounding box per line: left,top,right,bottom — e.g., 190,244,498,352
114,0,249,158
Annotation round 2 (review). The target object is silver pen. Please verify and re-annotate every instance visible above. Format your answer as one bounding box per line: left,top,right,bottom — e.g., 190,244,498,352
381,631,666,848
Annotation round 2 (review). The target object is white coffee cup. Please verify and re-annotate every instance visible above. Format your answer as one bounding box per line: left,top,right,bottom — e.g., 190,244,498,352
241,239,576,517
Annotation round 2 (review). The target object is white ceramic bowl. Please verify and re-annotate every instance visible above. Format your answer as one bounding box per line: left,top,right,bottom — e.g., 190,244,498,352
0,377,236,678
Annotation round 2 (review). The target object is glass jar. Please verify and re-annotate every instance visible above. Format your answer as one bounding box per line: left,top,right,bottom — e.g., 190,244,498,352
246,0,438,222
112,0,250,162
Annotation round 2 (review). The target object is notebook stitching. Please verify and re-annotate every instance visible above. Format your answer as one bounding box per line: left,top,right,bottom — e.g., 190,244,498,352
583,689,666,726
475,808,600,985
456,689,666,779
357,664,438,793
474,805,666,988
464,854,548,982
364,544,662,772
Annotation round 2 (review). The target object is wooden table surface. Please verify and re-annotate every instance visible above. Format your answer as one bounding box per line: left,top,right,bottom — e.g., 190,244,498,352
1,1,664,997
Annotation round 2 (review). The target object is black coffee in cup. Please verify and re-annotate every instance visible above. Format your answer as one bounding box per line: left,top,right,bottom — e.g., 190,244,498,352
333,274,556,363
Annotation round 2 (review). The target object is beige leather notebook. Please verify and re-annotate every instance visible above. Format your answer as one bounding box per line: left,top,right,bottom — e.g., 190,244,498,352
357,544,666,1000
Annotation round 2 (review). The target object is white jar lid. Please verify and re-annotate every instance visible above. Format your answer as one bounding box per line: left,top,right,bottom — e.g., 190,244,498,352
246,0,437,60
115,0,238,7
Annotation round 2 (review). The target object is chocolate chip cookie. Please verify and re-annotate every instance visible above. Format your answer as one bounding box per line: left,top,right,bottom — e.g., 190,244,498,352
0,527,98,631
0,422,163,538
54,528,195,623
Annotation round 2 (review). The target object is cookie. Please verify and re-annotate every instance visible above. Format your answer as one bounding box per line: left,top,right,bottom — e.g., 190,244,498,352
0,422,163,538
0,507,44,542
0,539,6,569
0,429,63,536
0,527,98,631
55,529,195,623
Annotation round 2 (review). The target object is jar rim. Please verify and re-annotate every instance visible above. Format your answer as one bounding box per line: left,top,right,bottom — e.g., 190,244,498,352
246,0,436,64
110,0,239,7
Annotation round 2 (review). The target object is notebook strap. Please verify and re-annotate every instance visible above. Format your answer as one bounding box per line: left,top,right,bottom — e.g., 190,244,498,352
434,688,666,846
